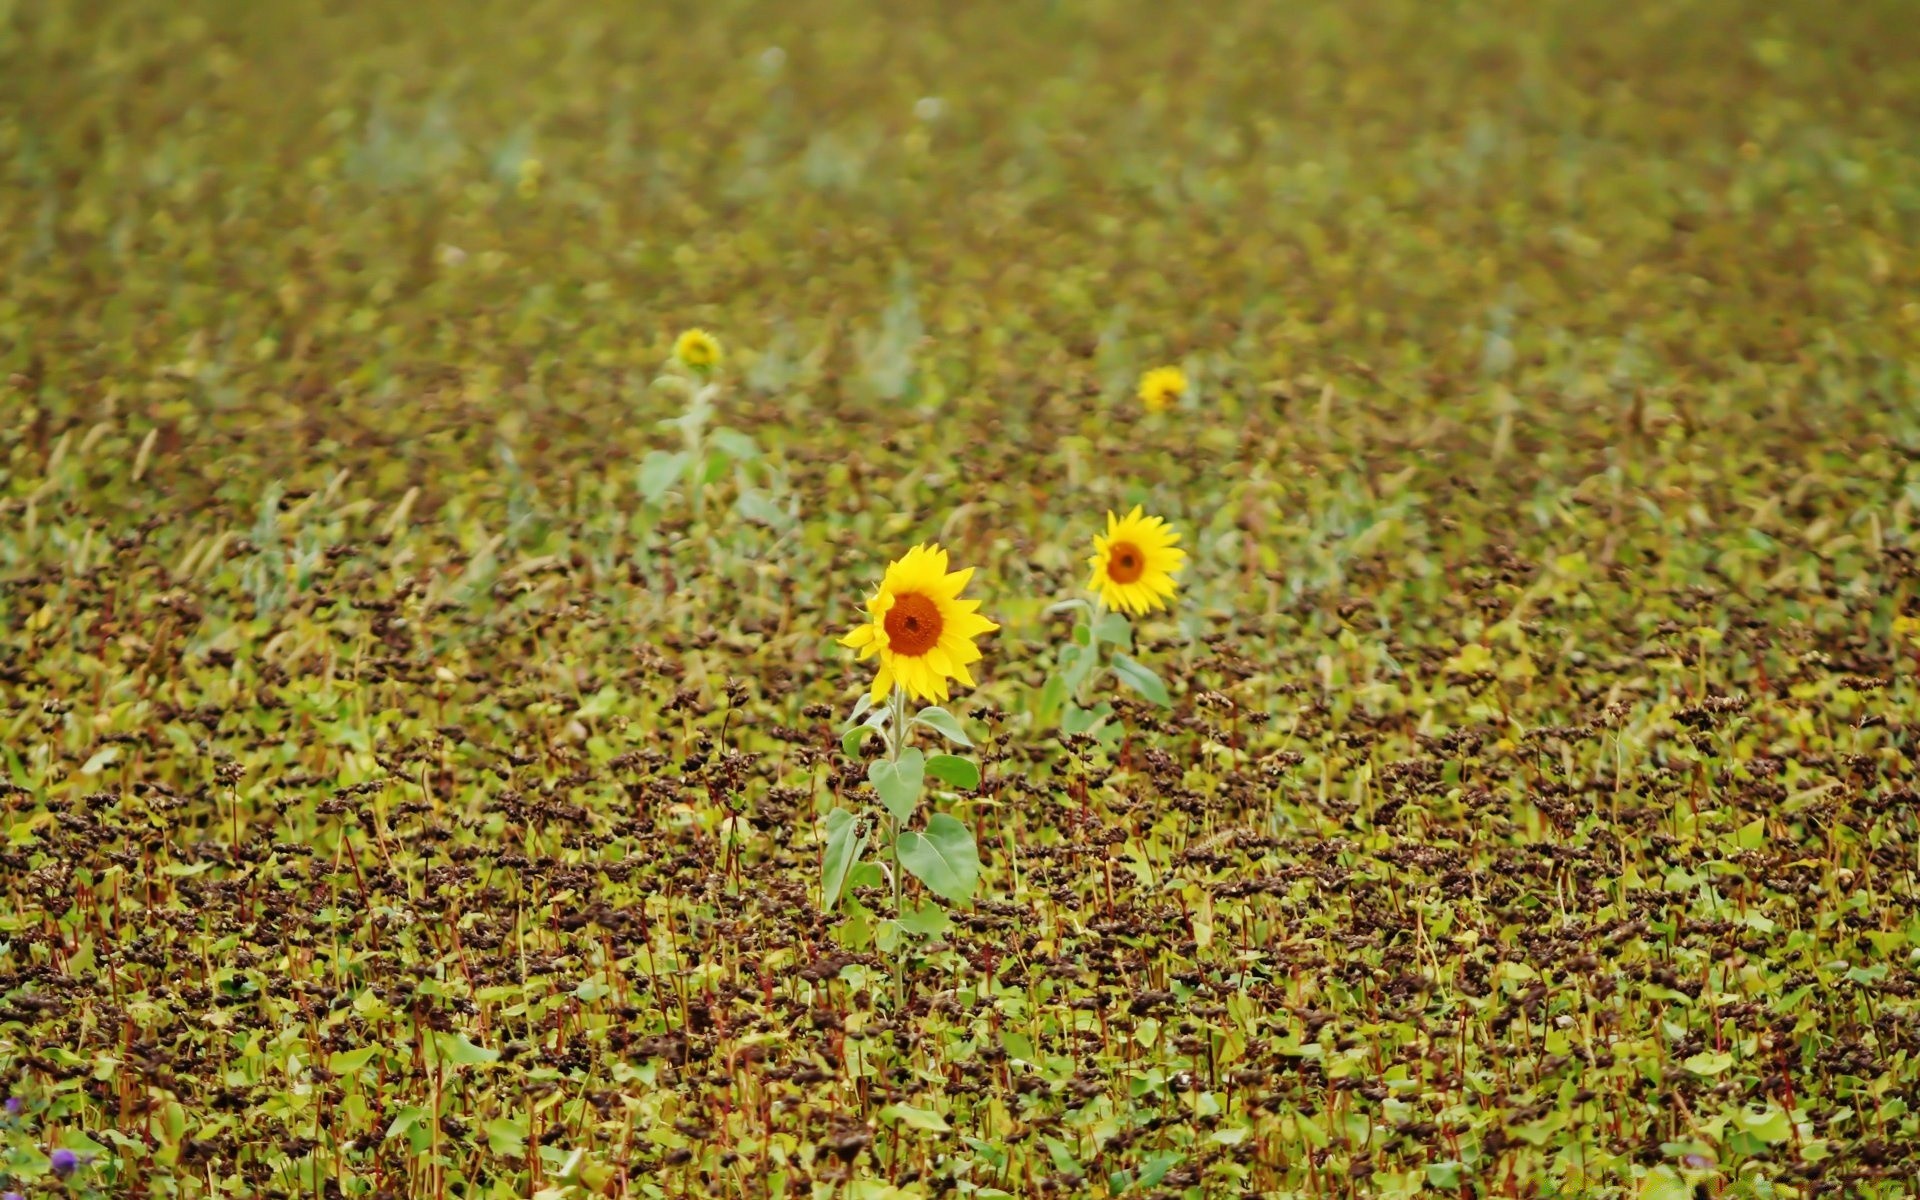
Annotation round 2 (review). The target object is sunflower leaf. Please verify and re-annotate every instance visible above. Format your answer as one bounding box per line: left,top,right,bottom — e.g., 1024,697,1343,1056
821,808,864,911
1110,654,1171,706
638,450,691,501
1093,611,1133,649
911,706,972,747
708,425,761,461
845,692,875,728
925,753,980,790
868,749,925,821
1035,675,1069,727
896,814,979,902
1059,644,1096,695
841,726,870,757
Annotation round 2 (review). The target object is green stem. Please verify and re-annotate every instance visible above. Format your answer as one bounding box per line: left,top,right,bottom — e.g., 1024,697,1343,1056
1077,597,1105,710
888,685,907,1011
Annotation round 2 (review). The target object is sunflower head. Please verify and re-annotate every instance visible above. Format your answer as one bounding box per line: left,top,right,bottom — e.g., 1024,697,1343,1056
1087,506,1186,615
673,328,723,372
1137,365,1187,414
840,543,999,704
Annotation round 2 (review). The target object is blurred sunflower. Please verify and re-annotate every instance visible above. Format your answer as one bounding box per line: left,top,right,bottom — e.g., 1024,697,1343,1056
841,543,998,703
1137,365,1187,413
674,328,723,371
1087,506,1185,615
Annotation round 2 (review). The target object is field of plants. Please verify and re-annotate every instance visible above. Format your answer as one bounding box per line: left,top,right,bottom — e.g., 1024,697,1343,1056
6,0,1920,1196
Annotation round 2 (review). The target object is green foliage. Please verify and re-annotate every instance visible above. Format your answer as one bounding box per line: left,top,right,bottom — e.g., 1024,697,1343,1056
895,814,981,903
3,0,1920,1195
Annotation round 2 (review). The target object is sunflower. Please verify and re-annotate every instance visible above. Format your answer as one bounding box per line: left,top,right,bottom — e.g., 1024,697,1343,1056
673,328,723,371
1137,365,1187,414
1087,506,1186,615
841,543,999,704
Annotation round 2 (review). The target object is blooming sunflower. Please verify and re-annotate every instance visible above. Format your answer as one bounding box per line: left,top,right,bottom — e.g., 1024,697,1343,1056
1137,365,1187,414
673,328,722,371
841,543,998,704
1087,506,1186,615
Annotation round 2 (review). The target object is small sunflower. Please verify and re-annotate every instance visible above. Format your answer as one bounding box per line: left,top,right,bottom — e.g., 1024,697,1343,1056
841,543,999,704
1137,365,1187,414
673,328,723,371
1087,506,1186,615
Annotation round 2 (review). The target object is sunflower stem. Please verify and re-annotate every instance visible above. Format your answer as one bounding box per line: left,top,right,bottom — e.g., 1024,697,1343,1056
888,684,907,1012
1078,597,1105,710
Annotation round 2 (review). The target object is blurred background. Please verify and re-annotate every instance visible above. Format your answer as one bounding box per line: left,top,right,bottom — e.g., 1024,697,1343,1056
3,0,1918,500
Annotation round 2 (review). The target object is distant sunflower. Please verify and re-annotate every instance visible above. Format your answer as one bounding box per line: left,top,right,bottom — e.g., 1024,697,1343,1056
1137,365,1187,414
1087,506,1185,615
673,328,722,371
841,543,999,703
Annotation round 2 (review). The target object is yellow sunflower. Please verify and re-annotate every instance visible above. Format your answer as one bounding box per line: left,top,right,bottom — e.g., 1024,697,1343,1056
1087,506,1186,615
1137,365,1187,414
673,328,723,371
841,543,999,704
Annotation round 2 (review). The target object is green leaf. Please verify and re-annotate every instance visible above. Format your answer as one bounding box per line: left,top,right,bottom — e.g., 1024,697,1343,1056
328,1045,381,1075
1425,1161,1466,1190
896,813,980,902
881,1103,950,1133
1060,702,1112,736
999,1029,1036,1063
1035,674,1068,726
1847,962,1888,985
1092,611,1132,648
925,753,980,790
637,450,689,501
868,748,925,821
1043,1136,1083,1177
1109,653,1171,706
433,1032,500,1067
911,706,972,747
734,488,789,528
701,452,730,484
1734,1105,1793,1145
846,692,875,726
1059,643,1096,694
1682,1050,1733,1076
821,809,863,911
484,1116,529,1157
1639,1168,1693,1200
841,726,869,757
897,899,951,937
708,426,761,461
1138,1151,1184,1189
385,1105,428,1140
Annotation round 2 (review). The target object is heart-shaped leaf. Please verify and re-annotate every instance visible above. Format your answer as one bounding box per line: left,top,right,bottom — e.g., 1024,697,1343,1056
896,813,979,902
1092,610,1133,648
637,449,690,501
868,748,924,821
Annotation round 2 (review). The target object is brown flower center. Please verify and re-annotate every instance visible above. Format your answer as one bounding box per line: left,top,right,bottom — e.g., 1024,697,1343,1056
884,591,943,657
1106,542,1146,584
